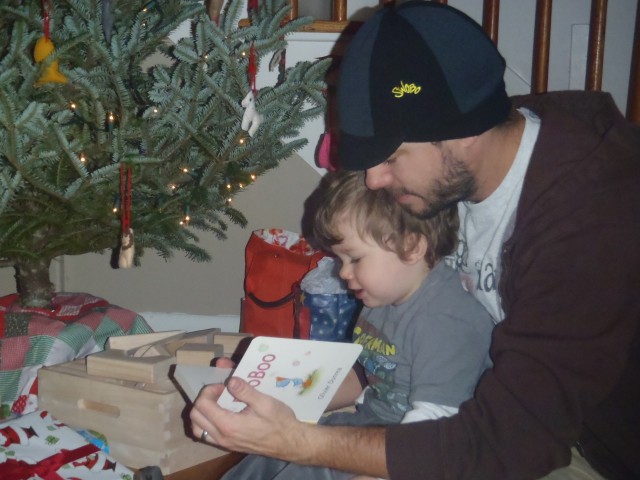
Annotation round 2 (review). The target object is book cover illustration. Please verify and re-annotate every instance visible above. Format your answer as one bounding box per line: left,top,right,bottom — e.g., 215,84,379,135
217,336,362,423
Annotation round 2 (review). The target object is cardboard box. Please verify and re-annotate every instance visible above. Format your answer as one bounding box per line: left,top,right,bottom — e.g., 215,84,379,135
37,359,226,475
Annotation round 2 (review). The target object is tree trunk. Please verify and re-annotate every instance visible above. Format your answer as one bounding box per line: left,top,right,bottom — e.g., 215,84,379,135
14,258,55,308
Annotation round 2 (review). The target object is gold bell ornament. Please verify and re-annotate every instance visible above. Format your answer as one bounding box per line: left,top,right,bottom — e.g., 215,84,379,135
33,35,68,85
34,0,66,85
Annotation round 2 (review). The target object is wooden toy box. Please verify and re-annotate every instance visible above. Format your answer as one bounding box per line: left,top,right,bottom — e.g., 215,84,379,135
37,358,226,474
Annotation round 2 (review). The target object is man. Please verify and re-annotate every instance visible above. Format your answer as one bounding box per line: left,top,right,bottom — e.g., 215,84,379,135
190,2,640,479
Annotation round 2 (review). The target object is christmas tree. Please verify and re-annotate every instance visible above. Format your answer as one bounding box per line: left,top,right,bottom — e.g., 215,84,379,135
0,0,331,308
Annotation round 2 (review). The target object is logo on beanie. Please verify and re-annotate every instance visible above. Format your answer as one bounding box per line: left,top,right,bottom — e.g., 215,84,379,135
391,81,422,98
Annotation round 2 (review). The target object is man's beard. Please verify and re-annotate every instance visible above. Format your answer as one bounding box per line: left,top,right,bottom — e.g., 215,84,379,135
392,147,476,219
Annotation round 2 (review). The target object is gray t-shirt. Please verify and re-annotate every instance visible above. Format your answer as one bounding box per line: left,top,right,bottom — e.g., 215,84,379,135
351,261,494,424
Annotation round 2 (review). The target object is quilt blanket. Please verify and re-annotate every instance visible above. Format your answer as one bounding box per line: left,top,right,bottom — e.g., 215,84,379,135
0,293,152,419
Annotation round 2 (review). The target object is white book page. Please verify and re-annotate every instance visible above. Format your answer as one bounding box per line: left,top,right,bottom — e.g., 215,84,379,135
217,336,362,423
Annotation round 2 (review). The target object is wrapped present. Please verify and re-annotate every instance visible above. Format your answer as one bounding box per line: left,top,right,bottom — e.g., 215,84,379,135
0,410,134,480
0,292,153,419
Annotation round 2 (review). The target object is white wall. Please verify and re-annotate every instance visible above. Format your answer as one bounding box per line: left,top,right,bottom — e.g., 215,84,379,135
1,0,636,318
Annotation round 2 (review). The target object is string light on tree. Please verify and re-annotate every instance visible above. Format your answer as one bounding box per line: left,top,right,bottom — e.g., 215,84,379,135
107,111,115,132
180,206,191,226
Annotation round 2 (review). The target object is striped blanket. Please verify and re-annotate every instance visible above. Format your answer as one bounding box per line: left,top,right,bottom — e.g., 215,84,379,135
0,292,152,419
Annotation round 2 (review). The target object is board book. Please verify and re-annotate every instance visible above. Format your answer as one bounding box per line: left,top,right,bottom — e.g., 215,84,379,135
187,336,361,423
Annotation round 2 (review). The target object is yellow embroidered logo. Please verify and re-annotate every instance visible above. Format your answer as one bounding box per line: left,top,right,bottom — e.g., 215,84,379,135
392,81,422,98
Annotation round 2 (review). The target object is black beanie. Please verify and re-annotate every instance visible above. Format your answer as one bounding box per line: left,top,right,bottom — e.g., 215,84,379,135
338,1,510,171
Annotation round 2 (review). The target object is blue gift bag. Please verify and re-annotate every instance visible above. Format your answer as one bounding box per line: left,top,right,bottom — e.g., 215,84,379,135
295,257,360,342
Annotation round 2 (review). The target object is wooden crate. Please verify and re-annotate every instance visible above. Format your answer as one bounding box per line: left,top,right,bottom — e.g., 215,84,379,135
38,359,226,475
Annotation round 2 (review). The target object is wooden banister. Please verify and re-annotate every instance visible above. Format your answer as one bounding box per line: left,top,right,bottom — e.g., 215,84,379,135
483,0,500,44
586,0,607,91
285,0,394,33
258,0,640,124
532,0,553,94
334,0,348,22
628,0,640,124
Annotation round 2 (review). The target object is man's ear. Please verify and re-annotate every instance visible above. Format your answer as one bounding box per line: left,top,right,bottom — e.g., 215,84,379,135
404,234,428,264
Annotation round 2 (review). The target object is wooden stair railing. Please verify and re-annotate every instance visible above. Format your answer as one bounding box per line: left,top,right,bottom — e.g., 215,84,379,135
286,0,394,32
477,0,639,124
255,0,639,125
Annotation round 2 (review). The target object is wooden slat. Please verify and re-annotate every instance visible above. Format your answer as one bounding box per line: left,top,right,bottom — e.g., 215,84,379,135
532,0,553,93
586,0,608,91
288,0,298,21
483,0,500,44
334,0,348,22
627,0,640,124
297,21,350,33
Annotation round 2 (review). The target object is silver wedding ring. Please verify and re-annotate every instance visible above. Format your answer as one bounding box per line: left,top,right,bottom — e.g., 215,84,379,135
200,430,209,442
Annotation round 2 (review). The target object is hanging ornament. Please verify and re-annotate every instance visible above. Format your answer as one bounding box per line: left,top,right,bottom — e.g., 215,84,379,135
241,42,263,136
102,0,114,44
248,41,258,95
207,0,224,25
34,0,68,85
118,164,135,269
241,90,263,137
247,0,259,14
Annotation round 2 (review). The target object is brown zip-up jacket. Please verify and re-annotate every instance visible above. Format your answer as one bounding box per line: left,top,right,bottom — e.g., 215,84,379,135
386,91,640,480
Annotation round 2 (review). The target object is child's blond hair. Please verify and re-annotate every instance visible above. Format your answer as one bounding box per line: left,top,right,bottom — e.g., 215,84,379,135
313,170,458,268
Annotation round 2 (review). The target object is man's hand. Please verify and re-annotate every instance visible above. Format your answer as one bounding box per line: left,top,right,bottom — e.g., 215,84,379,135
190,376,308,460
189,376,389,477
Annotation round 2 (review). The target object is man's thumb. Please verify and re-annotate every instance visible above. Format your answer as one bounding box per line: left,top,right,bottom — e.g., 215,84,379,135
226,376,254,402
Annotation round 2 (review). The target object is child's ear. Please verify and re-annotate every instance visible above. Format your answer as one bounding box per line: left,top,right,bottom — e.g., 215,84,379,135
405,234,428,264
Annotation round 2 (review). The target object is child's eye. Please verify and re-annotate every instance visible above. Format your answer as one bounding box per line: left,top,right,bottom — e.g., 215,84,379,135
350,258,360,264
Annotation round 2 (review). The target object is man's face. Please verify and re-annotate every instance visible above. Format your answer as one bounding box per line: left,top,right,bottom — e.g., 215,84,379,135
364,141,476,218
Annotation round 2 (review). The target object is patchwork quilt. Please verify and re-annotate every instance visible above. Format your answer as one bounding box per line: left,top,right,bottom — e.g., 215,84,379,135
0,293,152,419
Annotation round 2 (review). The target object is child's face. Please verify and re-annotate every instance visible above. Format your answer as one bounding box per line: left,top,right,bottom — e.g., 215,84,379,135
331,217,425,308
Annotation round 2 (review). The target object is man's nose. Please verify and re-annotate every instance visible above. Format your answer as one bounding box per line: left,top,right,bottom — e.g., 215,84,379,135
365,164,390,190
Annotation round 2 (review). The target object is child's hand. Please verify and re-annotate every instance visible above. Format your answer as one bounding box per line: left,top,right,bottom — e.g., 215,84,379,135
214,357,236,369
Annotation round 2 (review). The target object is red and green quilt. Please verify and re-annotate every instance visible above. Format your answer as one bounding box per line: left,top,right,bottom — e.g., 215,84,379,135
0,293,152,419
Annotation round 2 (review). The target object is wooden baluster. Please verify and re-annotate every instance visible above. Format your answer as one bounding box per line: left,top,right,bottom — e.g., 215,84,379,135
532,0,553,93
628,1,640,124
482,0,500,45
586,0,607,91
333,0,347,22
288,0,298,21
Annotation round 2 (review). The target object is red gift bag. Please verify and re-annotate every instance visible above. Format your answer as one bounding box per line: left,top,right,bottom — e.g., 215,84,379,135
241,229,326,338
